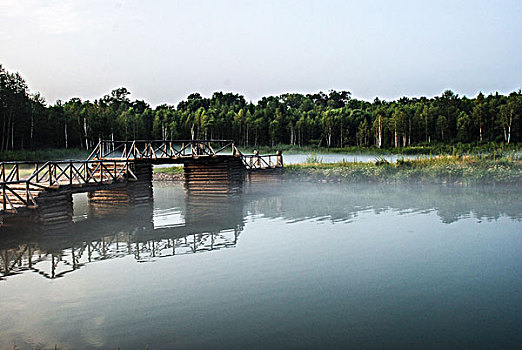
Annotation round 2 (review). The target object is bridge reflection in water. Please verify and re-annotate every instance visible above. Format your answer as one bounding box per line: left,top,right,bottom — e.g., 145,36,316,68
0,183,248,280
1,181,521,281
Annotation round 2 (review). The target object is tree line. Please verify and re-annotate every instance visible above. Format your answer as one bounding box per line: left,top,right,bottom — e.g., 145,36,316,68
1,64,521,152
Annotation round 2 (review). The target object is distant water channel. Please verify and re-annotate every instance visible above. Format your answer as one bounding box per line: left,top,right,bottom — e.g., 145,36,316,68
281,153,423,164
0,181,521,349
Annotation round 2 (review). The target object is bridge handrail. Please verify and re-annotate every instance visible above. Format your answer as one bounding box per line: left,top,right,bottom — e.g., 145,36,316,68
0,159,136,212
242,153,283,170
89,139,241,160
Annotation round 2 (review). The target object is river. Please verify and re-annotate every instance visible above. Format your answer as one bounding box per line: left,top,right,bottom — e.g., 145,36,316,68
0,181,521,349
280,153,424,164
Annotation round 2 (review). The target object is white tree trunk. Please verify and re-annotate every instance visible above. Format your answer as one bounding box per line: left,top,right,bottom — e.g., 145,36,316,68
64,120,68,149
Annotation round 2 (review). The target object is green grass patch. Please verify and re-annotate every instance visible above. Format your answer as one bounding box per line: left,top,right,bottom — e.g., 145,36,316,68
284,156,522,185
154,166,184,175
0,148,89,161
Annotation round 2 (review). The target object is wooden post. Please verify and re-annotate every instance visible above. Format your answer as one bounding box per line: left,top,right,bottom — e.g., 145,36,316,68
2,184,6,211
276,150,283,167
26,181,30,205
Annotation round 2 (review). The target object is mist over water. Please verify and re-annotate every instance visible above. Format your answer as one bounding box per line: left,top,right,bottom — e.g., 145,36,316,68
0,181,521,349
281,153,422,164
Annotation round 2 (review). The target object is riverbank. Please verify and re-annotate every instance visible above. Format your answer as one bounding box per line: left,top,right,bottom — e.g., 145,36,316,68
153,156,522,185
247,142,521,156
154,166,184,181
284,156,522,185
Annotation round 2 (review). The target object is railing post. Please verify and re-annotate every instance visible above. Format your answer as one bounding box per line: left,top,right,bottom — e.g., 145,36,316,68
26,181,30,205
49,164,52,187
70,161,73,185
276,150,283,167
15,164,19,181
2,184,6,211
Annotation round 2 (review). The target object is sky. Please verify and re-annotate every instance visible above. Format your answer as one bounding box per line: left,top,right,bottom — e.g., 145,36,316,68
1,0,521,106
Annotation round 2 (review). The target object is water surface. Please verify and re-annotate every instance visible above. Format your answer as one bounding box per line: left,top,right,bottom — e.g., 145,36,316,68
0,181,521,349
281,153,423,164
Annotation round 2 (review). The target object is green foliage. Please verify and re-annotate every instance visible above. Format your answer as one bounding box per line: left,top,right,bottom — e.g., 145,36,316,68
305,153,323,164
154,166,184,175
1,66,521,153
374,156,390,166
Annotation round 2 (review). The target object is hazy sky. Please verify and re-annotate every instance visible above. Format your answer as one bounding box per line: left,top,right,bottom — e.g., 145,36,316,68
1,0,521,106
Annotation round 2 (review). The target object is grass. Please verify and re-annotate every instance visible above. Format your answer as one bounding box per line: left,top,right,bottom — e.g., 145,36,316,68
152,156,522,185
0,148,89,161
284,155,522,185
153,166,184,175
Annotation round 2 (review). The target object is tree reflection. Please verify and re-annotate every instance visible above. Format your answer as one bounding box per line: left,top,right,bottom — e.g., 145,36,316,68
1,182,520,280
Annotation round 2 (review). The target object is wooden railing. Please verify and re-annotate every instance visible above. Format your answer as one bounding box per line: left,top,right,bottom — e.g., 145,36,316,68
88,140,242,160
242,154,283,170
0,160,135,213
87,139,283,169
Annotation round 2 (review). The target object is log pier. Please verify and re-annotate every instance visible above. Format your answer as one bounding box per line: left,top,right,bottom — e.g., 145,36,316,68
184,157,246,197
88,163,153,210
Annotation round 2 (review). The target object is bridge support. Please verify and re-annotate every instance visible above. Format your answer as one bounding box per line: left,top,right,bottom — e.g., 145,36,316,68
35,191,73,229
183,157,245,197
88,163,153,213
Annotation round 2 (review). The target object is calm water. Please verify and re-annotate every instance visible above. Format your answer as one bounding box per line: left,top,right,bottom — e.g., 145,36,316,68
279,153,423,164
0,181,521,349
153,153,423,168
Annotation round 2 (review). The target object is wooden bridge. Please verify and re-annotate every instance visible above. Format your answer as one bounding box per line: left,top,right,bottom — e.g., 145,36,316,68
0,140,283,222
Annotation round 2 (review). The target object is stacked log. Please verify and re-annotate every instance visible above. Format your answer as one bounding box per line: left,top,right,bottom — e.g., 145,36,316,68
88,188,133,217
246,168,283,183
35,190,73,230
128,163,153,205
183,156,245,197
88,163,153,213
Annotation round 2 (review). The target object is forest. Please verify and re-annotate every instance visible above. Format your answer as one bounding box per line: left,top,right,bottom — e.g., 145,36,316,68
1,64,521,153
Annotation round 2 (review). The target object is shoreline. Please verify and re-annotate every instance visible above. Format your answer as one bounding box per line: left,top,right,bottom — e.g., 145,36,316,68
153,157,522,186
1,142,520,162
